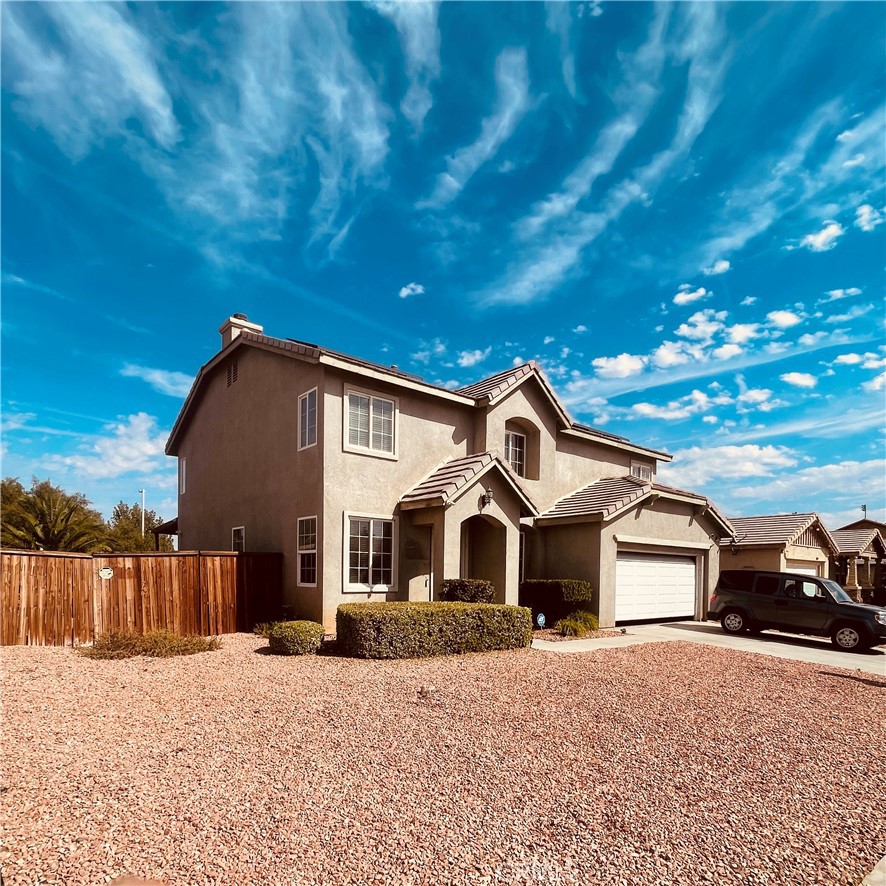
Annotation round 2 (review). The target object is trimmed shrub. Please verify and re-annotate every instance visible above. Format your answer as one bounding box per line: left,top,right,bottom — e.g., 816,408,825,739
80,630,221,660
252,622,274,639
268,620,325,656
555,610,600,637
440,578,495,603
519,579,595,624
336,602,532,659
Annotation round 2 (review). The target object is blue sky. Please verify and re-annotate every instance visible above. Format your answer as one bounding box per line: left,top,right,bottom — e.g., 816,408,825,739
2,1,884,531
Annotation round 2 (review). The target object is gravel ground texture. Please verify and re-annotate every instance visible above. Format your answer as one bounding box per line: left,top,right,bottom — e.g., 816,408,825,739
2,634,884,886
531,629,626,643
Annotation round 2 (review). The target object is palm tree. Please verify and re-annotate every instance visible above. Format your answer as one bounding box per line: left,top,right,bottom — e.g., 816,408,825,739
1,478,107,552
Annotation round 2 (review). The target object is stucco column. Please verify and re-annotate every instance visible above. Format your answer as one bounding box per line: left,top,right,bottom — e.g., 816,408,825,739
845,556,861,602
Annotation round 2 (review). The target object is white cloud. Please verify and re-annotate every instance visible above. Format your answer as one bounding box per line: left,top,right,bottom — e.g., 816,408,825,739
863,372,885,392
740,296,757,306
732,459,885,502
702,259,731,276
862,354,886,369
702,415,718,424
422,47,530,208
631,388,731,421
800,221,844,252
820,287,862,303
592,353,647,378
798,331,827,346
573,324,587,333
673,286,710,306
725,323,762,344
457,347,492,368
120,364,193,397
46,413,170,480
825,304,874,324
651,341,691,369
842,153,865,169
658,444,797,489
833,353,863,365
712,343,742,360
766,310,803,329
675,309,727,344
543,335,555,344
399,282,425,298
780,371,817,388
370,1,440,132
410,338,446,364
855,204,883,232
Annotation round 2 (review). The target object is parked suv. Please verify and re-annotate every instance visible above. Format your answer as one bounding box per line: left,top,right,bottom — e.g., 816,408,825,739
709,569,886,651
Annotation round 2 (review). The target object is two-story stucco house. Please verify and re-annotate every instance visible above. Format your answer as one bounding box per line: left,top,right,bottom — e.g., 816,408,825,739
166,315,733,631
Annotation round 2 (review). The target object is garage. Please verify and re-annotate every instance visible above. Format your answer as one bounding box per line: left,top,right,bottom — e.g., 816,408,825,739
615,552,697,622
785,561,820,576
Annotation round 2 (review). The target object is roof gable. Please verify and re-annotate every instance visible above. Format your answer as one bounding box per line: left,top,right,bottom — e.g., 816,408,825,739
536,475,733,535
831,528,886,555
399,453,538,515
724,513,837,552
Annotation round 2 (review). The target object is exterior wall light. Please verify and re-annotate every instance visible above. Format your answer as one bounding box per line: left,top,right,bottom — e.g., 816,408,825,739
481,487,494,507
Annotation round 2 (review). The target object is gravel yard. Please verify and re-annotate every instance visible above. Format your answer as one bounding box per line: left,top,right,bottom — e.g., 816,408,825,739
2,635,884,886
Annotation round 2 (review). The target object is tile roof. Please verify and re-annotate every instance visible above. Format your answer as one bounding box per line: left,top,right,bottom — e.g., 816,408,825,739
725,513,824,547
399,453,537,513
456,363,534,400
831,528,885,555
535,476,729,531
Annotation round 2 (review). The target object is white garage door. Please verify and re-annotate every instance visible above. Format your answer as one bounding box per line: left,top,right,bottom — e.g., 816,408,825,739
786,561,820,576
616,553,697,622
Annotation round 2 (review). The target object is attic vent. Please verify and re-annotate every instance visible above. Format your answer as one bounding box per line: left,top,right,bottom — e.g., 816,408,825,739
226,359,239,387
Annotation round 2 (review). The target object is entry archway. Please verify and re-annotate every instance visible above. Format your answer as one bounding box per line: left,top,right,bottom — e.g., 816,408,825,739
460,514,507,603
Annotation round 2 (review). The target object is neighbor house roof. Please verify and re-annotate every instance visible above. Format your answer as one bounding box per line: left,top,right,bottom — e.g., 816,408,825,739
723,513,837,552
399,453,538,515
535,475,733,536
830,528,886,556
166,322,670,463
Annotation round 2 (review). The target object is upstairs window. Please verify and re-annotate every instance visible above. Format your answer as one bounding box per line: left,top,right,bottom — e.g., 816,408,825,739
630,462,653,482
346,390,396,456
504,430,527,477
299,388,317,450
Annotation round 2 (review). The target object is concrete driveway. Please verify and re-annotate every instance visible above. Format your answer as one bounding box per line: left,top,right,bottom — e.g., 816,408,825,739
532,620,886,677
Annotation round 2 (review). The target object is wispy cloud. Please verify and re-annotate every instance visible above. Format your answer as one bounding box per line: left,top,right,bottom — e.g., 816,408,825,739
673,285,710,306
120,364,193,397
819,287,862,304
658,444,798,489
371,1,440,132
800,220,844,252
421,47,530,208
398,282,425,299
702,259,731,276
457,347,492,367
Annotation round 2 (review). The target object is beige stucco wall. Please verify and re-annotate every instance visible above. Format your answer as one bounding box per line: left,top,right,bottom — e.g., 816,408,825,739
175,346,326,622
482,379,656,511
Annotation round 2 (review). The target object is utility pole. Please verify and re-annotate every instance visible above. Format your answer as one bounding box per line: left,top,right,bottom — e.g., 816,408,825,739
139,488,145,536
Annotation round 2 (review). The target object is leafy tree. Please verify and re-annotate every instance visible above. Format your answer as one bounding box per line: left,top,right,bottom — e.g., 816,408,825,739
106,501,174,552
1,477,107,552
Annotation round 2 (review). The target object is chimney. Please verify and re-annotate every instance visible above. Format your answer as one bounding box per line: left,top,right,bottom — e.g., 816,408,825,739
219,313,263,349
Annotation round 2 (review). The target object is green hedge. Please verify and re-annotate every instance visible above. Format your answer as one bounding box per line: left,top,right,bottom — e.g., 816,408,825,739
336,602,532,659
440,578,494,603
268,620,325,655
519,579,595,625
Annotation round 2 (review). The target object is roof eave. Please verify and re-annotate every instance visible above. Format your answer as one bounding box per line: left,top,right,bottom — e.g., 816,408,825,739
559,427,672,462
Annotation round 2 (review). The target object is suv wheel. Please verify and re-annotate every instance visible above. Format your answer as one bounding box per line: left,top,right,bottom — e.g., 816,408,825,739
721,610,747,635
831,624,868,652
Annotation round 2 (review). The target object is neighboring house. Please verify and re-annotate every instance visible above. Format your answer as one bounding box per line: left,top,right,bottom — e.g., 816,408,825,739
830,527,886,599
166,315,733,630
719,513,836,578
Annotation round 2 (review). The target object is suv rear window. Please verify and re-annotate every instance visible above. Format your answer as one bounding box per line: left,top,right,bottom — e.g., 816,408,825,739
754,575,780,596
718,571,756,592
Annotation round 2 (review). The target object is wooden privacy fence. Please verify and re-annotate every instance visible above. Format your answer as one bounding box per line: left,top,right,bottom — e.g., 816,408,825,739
1,550,283,646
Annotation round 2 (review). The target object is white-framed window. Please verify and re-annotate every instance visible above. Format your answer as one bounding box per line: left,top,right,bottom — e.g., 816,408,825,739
298,516,317,586
344,513,398,592
298,388,318,450
179,458,187,495
344,389,397,458
630,462,653,482
504,431,526,477
232,526,245,552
